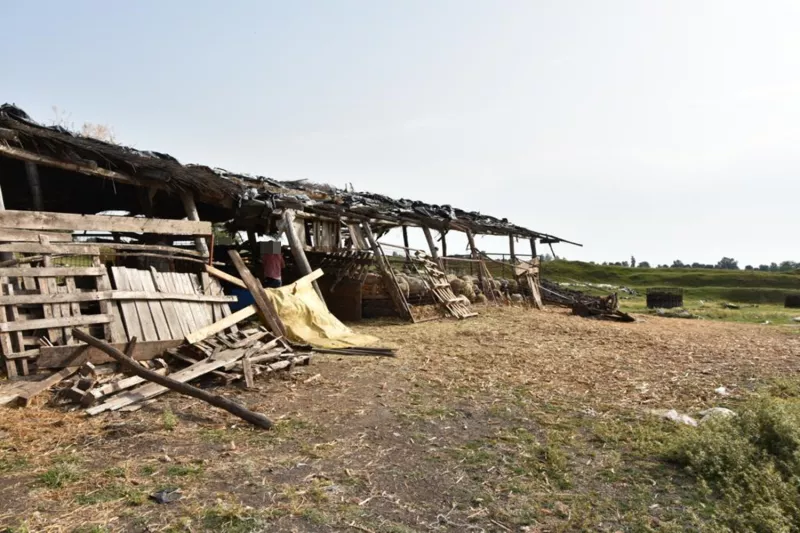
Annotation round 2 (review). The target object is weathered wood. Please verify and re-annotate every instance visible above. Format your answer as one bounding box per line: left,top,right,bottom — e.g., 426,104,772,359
81,241,205,258
180,192,210,256
25,162,44,211
242,356,255,389
77,331,271,428
184,305,257,345
0,209,211,236
422,226,443,270
0,290,236,306
0,229,73,243
37,339,182,368
17,367,79,406
0,314,113,333
401,226,411,261
282,210,324,300
128,269,172,341
206,264,323,291
0,243,100,255
94,257,125,343
361,222,413,321
509,234,517,264
228,250,286,337
0,266,105,278
529,237,538,259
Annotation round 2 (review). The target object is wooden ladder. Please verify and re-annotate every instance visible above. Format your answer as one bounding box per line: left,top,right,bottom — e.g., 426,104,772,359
412,256,477,319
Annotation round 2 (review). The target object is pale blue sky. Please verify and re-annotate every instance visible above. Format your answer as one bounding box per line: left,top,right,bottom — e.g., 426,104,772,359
4,0,799,266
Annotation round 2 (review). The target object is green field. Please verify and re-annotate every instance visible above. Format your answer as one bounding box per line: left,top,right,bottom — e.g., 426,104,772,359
537,260,800,325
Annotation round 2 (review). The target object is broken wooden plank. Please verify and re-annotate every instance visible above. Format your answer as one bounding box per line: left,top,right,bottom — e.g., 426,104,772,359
227,250,286,337
17,367,79,406
79,334,265,426
0,290,237,306
0,209,211,236
184,305,257,345
37,340,182,368
0,228,73,243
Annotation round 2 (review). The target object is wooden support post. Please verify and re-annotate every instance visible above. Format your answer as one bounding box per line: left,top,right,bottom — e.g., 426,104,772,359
180,192,210,257
25,162,43,211
227,250,286,337
508,234,517,265
72,330,273,429
440,231,448,271
0,183,12,262
422,226,443,270
466,230,495,302
281,210,324,301
401,226,411,263
529,237,538,259
362,222,413,321
549,242,558,260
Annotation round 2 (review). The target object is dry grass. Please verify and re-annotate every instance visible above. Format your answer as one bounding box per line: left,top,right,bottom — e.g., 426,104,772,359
1,306,799,531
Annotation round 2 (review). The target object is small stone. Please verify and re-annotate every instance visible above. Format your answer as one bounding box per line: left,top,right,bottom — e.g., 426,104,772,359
159,454,172,463
650,408,698,427
714,386,731,397
699,407,737,423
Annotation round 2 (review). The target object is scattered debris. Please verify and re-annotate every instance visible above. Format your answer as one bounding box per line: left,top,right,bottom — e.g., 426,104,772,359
699,407,737,423
655,308,697,319
714,386,731,397
651,408,698,427
722,302,740,310
540,280,634,322
150,488,183,504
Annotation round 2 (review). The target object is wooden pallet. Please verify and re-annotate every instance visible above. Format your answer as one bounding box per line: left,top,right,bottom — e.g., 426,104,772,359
412,256,477,320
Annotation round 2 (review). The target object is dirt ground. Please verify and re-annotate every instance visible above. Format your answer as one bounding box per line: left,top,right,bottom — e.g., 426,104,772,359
1,307,799,532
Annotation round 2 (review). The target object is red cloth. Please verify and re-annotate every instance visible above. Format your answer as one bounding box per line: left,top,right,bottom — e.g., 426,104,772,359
262,253,285,280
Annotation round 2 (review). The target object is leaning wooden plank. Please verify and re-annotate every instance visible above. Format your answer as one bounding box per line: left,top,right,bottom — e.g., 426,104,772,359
0,210,212,236
0,314,113,333
16,367,79,406
77,333,267,427
184,273,214,328
184,305,257,345
227,250,286,337
0,285,17,378
0,228,73,243
206,265,323,291
37,339,182,368
165,272,199,334
120,268,159,341
3,284,28,375
147,268,182,340
150,270,186,338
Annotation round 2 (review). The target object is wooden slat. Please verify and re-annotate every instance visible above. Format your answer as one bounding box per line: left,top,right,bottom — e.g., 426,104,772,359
0,229,73,243
110,267,142,341
206,275,236,333
184,305,257,344
150,269,185,338
188,273,215,328
84,367,168,406
0,290,237,306
0,282,17,378
94,258,125,343
0,266,106,278
86,348,247,415
57,284,73,344
164,272,198,335
3,284,29,374
0,210,212,236
0,243,100,255
37,339,182,368
178,273,211,329
128,269,172,341
145,269,180,340
0,314,113,333
121,268,159,341
227,250,286,337
17,367,79,406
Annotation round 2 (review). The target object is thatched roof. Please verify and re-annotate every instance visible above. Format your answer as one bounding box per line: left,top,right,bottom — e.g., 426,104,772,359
0,103,578,245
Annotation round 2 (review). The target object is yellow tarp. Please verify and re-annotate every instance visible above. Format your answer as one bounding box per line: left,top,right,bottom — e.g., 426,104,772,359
266,281,383,349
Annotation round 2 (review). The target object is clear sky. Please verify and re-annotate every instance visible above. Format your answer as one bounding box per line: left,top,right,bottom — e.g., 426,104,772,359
4,0,799,266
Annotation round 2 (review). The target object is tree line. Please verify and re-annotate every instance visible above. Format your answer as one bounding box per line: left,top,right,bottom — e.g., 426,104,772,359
592,256,800,272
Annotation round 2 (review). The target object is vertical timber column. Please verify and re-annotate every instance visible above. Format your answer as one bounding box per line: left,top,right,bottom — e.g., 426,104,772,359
0,182,11,262
440,230,448,271
466,230,494,302
422,226,443,270
180,192,210,257
282,209,324,301
25,162,43,211
529,237,538,259
362,221,413,321
401,226,411,263
508,234,517,264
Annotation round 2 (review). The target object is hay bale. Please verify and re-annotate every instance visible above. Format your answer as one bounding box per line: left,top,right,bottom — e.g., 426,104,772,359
450,278,466,294
406,276,428,295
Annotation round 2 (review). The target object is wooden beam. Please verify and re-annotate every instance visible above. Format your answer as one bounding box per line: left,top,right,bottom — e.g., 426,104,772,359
227,250,286,338
0,143,139,185
0,313,113,333
422,226,443,269
0,242,100,255
184,304,256,345
73,330,273,429
25,162,44,211
440,230,448,270
509,234,517,264
0,266,105,278
281,210,324,301
529,237,538,258
402,226,411,262
0,290,236,306
0,229,73,243
0,181,11,263
362,222,413,321
180,192,210,257
206,264,323,292
0,209,211,236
